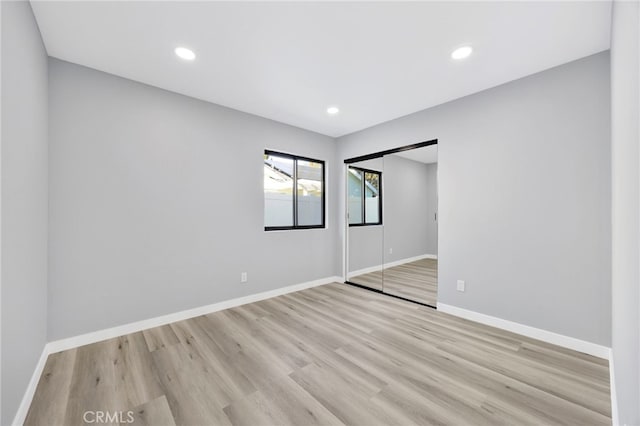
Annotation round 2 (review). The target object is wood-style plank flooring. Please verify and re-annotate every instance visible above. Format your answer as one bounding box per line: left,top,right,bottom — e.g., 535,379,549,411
350,258,437,306
26,283,610,426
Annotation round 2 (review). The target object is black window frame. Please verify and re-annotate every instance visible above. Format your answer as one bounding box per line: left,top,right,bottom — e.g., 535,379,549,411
264,150,326,231
348,166,383,227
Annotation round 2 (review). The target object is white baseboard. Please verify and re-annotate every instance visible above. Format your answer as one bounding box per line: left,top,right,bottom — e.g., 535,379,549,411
12,345,50,426
13,275,341,425
436,303,610,360
348,253,437,278
609,348,619,426
48,275,342,354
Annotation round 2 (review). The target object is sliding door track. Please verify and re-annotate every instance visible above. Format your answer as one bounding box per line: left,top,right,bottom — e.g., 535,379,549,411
343,281,437,309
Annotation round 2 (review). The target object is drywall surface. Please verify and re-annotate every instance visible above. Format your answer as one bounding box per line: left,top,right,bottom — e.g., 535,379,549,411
1,1,49,424
48,58,338,340
610,1,640,424
338,52,611,346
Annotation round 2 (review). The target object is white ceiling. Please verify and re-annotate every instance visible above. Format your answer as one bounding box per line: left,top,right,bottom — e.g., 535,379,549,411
393,145,438,164
31,1,611,138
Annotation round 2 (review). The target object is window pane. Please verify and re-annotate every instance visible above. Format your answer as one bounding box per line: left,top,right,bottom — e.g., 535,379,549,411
364,172,380,224
297,160,323,226
348,168,363,224
264,154,293,227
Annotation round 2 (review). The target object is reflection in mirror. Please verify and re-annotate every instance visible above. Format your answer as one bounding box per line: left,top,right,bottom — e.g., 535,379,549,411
347,168,363,224
348,168,382,225
364,171,381,224
382,145,438,306
347,158,384,291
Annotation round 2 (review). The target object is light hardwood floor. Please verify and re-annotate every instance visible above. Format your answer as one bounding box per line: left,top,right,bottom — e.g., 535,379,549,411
349,258,438,306
26,283,610,426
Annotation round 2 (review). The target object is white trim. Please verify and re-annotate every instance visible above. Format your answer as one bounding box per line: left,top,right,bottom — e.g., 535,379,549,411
343,164,349,283
609,348,619,426
48,276,341,354
348,253,437,278
12,345,49,426
349,264,384,277
436,303,610,360
13,275,340,424
386,253,437,268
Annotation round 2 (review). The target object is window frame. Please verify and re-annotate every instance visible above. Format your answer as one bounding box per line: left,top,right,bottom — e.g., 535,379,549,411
264,149,326,231
348,166,383,227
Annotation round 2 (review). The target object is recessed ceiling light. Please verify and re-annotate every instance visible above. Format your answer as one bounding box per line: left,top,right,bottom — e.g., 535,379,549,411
327,106,340,115
175,47,196,61
451,46,473,60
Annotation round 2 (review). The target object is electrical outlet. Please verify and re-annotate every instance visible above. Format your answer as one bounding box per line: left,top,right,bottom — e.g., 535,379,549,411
457,280,465,292
241,272,248,283
389,248,393,254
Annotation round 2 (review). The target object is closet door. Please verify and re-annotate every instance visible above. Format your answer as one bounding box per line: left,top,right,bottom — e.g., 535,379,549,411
346,159,384,291
382,148,438,306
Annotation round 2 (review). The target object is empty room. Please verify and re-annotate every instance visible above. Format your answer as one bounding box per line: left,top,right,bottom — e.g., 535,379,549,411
1,1,639,425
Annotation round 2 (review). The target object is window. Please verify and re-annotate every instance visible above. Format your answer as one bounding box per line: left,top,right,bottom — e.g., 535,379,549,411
264,150,325,230
348,166,382,226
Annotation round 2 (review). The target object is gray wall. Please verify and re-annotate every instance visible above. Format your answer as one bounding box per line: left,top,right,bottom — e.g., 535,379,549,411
338,52,611,346
48,58,339,340
1,1,49,424
610,1,640,424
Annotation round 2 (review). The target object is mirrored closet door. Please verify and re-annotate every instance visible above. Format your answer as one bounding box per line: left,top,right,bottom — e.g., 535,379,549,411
345,142,438,307
382,146,438,307
346,157,384,291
